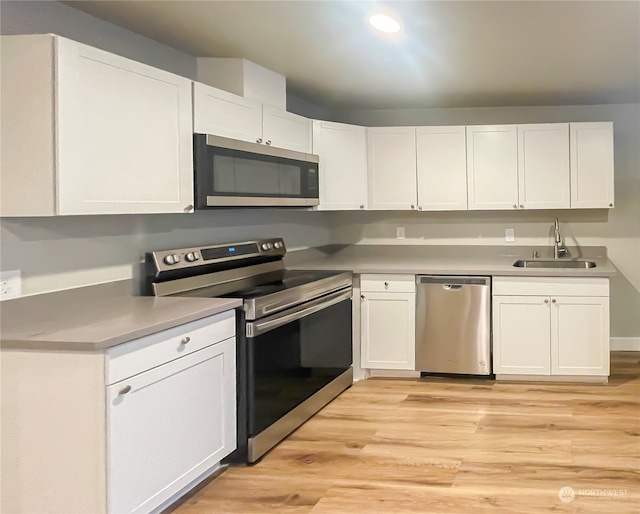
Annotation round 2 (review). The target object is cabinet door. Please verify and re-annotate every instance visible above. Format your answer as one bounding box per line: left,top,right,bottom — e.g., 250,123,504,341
262,105,312,153
570,122,615,208
466,125,518,210
551,296,610,376
312,121,367,210
493,296,551,375
193,82,263,143
416,126,468,211
367,127,417,210
517,123,570,209
361,291,415,370
56,37,194,215
107,339,236,514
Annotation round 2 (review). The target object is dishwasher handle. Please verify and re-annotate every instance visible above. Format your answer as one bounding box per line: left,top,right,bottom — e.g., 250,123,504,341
417,276,491,286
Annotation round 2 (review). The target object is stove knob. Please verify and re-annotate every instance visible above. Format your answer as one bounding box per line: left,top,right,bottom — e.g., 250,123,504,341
185,252,198,262
172,254,181,263
164,255,176,265
261,243,273,250
274,241,283,249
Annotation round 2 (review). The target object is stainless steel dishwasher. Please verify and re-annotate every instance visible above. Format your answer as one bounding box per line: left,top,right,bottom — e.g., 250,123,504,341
415,276,491,375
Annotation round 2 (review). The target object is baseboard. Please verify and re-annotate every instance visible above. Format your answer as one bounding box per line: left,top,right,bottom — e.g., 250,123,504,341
367,369,421,378
611,337,640,351
496,374,608,384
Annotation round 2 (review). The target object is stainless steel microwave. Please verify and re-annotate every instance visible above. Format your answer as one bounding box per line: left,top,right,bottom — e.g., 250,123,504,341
194,134,320,208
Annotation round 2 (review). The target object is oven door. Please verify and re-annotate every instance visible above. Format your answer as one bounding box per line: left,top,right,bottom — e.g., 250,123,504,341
194,134,319,208
245,289,352,440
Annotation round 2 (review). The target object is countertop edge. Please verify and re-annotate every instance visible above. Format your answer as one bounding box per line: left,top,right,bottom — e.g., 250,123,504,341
288,260,617,279
0,299,242,352
343,268,617,278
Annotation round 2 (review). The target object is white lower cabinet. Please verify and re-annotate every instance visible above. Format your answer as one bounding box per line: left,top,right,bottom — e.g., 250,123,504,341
551,296,610,375
108,338,235,514
493,278,610,378
0,310,236,514
360,275,416,370
493,296,552,375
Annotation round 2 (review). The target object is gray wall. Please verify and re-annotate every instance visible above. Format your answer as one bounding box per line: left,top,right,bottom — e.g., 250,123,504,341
0,0,197,78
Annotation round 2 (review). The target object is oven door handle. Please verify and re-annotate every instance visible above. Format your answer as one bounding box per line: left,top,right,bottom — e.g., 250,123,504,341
246,288,352,337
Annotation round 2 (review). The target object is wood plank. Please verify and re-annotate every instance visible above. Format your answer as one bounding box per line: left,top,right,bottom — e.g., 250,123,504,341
173,352,640,513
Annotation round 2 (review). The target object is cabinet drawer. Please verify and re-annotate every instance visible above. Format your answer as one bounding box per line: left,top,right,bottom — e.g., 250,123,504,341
361,274,415,293
493,277,609,297
107,310,235,384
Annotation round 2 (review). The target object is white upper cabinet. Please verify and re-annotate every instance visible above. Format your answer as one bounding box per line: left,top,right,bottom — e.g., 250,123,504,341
367,127,417,210
570,122,615,208
517,123,570,209
1,35,194,216
416,126,467,211
193,82,312,153
466,125,518,210
312,121,367,210
262,105,312,153
193,82,262,143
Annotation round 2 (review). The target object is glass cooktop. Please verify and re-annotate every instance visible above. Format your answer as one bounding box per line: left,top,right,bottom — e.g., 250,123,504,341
224,270,342,299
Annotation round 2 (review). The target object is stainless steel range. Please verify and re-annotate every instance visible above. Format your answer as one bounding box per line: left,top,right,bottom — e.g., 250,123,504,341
143,238,353,463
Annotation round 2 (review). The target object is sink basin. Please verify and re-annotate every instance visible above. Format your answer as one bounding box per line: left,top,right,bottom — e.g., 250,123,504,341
513,259,597,269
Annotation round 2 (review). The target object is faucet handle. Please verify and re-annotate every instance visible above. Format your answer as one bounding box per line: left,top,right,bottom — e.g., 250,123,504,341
532,250,539,259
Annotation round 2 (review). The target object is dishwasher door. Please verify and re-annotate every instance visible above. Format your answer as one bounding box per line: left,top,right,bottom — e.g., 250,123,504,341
415,276,491,375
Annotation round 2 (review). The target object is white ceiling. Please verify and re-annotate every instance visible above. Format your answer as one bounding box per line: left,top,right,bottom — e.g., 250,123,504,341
65,1,640,110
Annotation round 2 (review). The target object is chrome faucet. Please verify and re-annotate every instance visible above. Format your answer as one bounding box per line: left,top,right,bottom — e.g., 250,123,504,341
553,217,568,259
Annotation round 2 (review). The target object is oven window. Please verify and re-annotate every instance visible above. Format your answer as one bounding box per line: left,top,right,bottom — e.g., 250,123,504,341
247,299,352,436
213,155,302,196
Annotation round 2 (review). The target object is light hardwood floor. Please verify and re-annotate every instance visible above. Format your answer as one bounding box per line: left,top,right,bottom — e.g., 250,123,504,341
175,352,640,513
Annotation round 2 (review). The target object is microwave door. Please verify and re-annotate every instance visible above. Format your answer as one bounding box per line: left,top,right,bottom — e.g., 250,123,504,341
194,134,319,208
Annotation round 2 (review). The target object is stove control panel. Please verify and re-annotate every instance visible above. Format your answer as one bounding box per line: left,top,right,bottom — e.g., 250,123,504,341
150,238,286,272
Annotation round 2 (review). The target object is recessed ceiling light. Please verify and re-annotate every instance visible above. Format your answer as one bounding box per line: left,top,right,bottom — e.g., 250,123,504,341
368,13,401,34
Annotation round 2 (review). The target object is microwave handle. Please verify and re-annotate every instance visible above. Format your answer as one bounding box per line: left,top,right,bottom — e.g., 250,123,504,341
246,289,351,338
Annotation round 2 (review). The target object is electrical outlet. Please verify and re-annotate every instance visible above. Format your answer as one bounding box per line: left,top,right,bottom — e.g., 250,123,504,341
0,270,22,301
505,228,515,242
396,227,405,240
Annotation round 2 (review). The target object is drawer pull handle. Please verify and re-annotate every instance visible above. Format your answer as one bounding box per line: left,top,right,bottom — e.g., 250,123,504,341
119,385,132,395
552,299,557,303
181,337,191,345
384,282,389,287
361,294,365,299
544,299,549,304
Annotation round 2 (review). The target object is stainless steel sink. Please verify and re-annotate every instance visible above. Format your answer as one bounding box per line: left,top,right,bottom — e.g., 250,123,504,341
513,259,597,269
